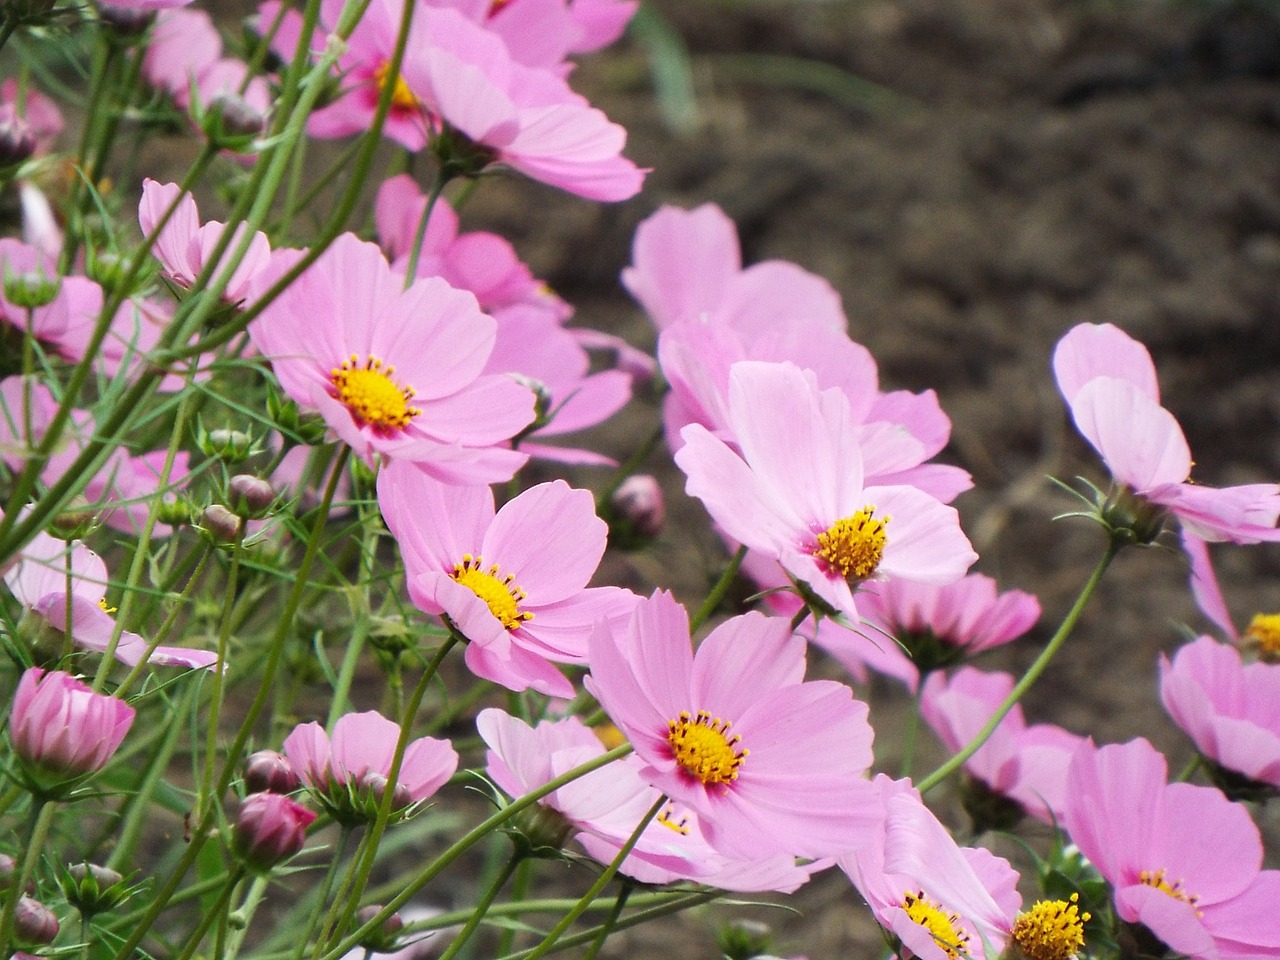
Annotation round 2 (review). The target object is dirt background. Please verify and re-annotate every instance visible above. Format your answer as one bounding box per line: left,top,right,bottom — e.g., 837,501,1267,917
452,0,1280,955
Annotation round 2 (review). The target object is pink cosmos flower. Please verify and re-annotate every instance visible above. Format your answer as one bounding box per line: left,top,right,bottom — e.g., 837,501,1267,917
0,239,103,359
4,529,218,670
562,0,639,53
283,710,458,824
232,792,317,872
0,79,62,153
837,775,1022,960
1180,528,1280,665
920,667,1083,824
143,9,272,119
478,708,822,893
139,179,272,304
838,574,1042,689
379,465,635,697
1053,323,1280,544
623,203,845,335
585,590,879,860
247,232,533,481
10,667,135,778
1063,738,1280,959
657,316,971,502
675,361,977,624
1159,636,1280,789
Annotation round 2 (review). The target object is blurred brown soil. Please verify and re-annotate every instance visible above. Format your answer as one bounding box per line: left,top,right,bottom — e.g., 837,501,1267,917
449,0,1280,955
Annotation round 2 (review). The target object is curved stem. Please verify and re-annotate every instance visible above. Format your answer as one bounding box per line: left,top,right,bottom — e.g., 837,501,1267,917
580,880,632,960
518,796,664,960
433,852,523,960
292,827,355,960
689,545,747,632
171,867,245,960
401,170,451,288
0,798,53,953
916,542,1118,793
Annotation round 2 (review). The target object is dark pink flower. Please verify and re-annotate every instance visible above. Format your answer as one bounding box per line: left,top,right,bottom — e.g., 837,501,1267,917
10,667,135,778
232,792,316,872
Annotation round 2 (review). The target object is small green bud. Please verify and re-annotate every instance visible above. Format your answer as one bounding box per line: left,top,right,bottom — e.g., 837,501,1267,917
58,862,133,917
4,264,59,309
354,905,405,953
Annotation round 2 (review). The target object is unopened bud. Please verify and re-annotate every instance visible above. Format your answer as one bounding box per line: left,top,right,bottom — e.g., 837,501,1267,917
510,374,553,426
198,425,257,463
96,2,156,36
201,503,242,543
717,919,774,960
243,750,300,795
354,904,405,953
201,93,266,152
0,108,35,168
60,862,130,917
13,896,58,945
227,474,275,518
232,792,316,873
48,495,99,540
610,475,665,541
358,773,413,814
86,249,130,295
3,265,59,309
156,497,196,528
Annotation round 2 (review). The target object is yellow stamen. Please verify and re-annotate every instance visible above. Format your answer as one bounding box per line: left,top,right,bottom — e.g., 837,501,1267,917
330,354,420,431
657,803,690,835
814,506,890,581
667,710,747,787
1243,613,1280,664
372,62,420,111
450,554,532,630
97,597,118,615
900,890,969,960
1139,869,1201,915
1012,895,1090,960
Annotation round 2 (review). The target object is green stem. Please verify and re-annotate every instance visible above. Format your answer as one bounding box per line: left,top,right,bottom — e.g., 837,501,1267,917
434,852,523,960
1176,753,1203,783
317,744,635,960
401,169,451,287
899,686,923,779
197,523,247,812
223,874,272,960
171,867,245,960
518,797,665,960
689,545,746,632
916,542,1118,793
292,827,355,960
495,858,533,957
579,880,632,960
0,799,54,953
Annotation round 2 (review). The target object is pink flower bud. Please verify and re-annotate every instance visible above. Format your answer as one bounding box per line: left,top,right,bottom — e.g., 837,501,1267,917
610,475,665,539
243,750,301,795
227,475,276,519
232,792,316,872
354,904,405,952
9,668,135,781
13,896,58,945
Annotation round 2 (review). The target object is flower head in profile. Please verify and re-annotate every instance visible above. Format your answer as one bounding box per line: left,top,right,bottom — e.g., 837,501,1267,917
675,361,976,623
1159,635,1280,794
247,233,533,481
920,667,1083,827
1063,737,1280,959
4,529,218,670
10,667,135,784
586,590,878,860
1181,529,1280,664
1053,322,1280,545
837,775,1022,960
379,466,636,698
283,711,458,825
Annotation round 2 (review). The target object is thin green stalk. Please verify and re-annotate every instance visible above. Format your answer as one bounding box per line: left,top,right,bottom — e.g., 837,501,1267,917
170,867,245,960
197,524,247,812
1176,753,1203,783
899,686,923,779
916,542,1119,793
114,544,214,700
517,796,665,960
109,448,350,960
317,744,635,960
689,544,746,632
401,170,451,287
325,500,382,728
0,17,19,57
579,880,632,960
312,830,376,959
223,874,272,960
320,634,461,950
0,799,54,952
434,852,523,960
495,858,534,957
291,827,355,960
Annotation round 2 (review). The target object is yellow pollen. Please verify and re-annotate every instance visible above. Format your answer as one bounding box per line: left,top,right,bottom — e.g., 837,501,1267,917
97,597,118,615
372,62,419,111
1012,895,1090,960
814,506,890,581
330,354,419,431
1139,869,1201,915
450,554,533,631
666,710,747,787
900,890,969,960
657,804,690,835
1243,613,1280,663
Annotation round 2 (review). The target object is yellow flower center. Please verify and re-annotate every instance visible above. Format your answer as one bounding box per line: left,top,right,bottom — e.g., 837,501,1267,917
330,354,420,431
1139,869,1201,914
814,506,890,581
1243,613,1280,663
666,710,747,787
450,554,532,630
1012,895,1090,960
900,890,969,960
373,62,420,111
